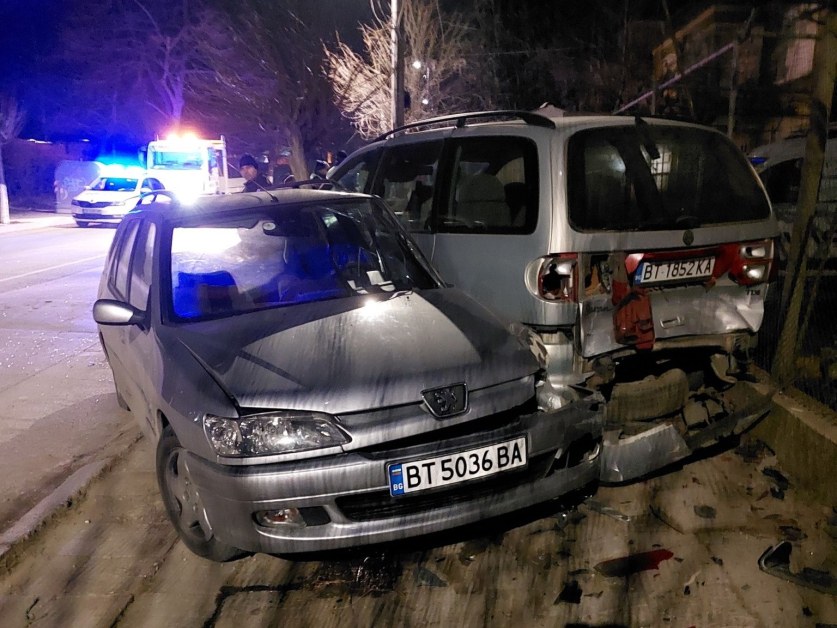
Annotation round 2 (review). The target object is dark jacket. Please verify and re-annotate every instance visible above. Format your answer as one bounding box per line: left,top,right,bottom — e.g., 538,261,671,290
242,173,273,193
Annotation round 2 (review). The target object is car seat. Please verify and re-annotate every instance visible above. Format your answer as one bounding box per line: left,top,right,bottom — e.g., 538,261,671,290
457,173,510,227
173,271,238,318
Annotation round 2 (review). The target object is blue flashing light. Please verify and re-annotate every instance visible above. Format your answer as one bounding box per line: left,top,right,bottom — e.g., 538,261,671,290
100,163,146,178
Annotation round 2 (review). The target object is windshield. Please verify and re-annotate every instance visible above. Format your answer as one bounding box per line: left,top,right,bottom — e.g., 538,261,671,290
91,177,139,192
149,150,203,170
167,198,440,321
567,125,771,231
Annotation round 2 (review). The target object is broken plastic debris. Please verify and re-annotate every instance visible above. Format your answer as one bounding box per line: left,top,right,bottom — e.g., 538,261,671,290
584,498,631,522
758,541,837,595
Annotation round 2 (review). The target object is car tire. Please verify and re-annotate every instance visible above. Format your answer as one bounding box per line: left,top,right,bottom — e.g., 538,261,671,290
156,425,245,562
75,220,90,228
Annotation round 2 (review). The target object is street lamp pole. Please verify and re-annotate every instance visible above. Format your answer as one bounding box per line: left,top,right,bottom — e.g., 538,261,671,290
391,0,404,128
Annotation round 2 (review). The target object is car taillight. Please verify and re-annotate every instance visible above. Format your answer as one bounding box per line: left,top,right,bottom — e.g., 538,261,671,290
536,254,578,302
727,239,775,286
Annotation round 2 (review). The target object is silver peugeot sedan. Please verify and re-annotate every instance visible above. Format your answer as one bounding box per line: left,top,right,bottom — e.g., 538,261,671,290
92,188,602,561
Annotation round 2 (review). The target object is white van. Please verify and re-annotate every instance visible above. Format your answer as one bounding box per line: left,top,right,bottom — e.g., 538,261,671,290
332,110,780,482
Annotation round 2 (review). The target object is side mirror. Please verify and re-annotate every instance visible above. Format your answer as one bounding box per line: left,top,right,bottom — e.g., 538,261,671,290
93,299,145,326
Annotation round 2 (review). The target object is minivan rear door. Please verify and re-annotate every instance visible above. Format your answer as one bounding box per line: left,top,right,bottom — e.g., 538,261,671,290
564,122,779,358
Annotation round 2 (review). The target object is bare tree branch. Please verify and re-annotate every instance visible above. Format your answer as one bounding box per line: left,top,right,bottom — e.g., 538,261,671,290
324,0,485,139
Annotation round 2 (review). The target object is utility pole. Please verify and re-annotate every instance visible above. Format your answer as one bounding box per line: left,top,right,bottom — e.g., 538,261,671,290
391,0,405,129
772,9,836,386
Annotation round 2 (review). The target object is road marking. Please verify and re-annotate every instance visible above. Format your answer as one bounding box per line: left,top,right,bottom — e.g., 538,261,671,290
0,255,106,284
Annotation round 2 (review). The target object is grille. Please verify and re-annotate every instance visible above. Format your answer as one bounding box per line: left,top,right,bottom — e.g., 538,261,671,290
335,452,555,522
356,397,538,461
75,200,113,208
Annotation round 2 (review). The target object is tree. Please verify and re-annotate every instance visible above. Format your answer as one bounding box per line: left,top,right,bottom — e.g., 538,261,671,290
54,0,208,144
471,0,650,113
188,0,352,179
0,95,26,225
324,0,486,139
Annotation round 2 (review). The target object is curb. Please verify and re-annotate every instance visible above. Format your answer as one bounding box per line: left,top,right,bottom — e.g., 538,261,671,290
748,374,837,505
0,459,110,557
0,429,143,565
0,211,75,233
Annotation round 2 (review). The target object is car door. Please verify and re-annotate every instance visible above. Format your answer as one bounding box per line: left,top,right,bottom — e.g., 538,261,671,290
99,217,159,433
423,132,554,326
369,139,445,263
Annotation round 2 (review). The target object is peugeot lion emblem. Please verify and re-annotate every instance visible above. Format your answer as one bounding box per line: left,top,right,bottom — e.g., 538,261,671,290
422,383,468,418
683,229,694,246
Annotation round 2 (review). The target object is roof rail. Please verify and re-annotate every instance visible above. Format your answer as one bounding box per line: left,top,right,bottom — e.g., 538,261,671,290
371,110,556,143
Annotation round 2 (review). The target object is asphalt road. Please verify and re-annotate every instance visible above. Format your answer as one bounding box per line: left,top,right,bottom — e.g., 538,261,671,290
0,219,136,534
0,218,835,627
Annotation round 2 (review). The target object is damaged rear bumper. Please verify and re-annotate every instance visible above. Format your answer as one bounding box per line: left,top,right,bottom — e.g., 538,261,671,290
600,381,772,483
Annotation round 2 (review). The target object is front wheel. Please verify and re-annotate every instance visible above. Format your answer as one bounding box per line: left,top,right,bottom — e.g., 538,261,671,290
156,425,245,562
75,220,90,228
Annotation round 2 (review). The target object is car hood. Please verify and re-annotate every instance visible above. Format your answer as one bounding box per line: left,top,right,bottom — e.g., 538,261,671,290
73,190,139,203
167,289,538,414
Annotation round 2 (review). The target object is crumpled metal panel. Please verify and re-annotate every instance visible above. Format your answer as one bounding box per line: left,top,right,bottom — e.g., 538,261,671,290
599,423,692,483
599,381,773,483
579,283,766,358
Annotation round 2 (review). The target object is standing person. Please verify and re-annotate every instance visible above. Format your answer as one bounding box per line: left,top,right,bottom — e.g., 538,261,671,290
239,154,272,192
309,159,329,180
272,154,294,185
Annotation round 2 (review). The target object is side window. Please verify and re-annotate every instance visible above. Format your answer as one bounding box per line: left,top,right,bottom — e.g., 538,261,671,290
375,140,443,233
759,159,802,204
110,220,140,299
129,222,156,310
333,150,380,193
441,136,539,234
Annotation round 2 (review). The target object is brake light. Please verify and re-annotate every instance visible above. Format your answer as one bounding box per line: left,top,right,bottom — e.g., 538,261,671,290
536,254,578,302
727,239,775,286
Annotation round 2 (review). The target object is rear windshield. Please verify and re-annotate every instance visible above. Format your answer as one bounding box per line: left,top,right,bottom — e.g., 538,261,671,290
567,124,771,231
166,198,440,322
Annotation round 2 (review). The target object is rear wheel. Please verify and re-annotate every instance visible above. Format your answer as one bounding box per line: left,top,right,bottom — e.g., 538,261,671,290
156,425,245,562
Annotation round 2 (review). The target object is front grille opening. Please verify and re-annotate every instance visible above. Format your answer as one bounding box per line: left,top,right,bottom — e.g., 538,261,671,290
335,452,555,522
358,397,538,460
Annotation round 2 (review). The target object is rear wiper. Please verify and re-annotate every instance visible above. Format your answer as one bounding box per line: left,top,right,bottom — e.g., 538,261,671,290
634,116,660,161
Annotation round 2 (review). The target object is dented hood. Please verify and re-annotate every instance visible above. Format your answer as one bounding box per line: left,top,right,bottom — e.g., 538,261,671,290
164,289,537,414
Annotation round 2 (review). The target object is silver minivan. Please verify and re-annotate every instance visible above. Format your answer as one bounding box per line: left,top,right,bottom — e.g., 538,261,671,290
331,110,780,482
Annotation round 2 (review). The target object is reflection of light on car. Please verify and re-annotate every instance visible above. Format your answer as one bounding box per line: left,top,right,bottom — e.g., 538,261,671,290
173,190,201,205
357,297,387,321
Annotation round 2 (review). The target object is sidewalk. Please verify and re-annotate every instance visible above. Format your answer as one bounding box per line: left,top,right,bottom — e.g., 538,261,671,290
0,208,75,233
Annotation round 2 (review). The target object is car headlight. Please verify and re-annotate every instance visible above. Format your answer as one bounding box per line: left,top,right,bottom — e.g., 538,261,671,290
204,411,349,456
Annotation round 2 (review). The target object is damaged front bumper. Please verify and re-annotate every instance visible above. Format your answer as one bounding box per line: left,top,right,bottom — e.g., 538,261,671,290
599,380,773,483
